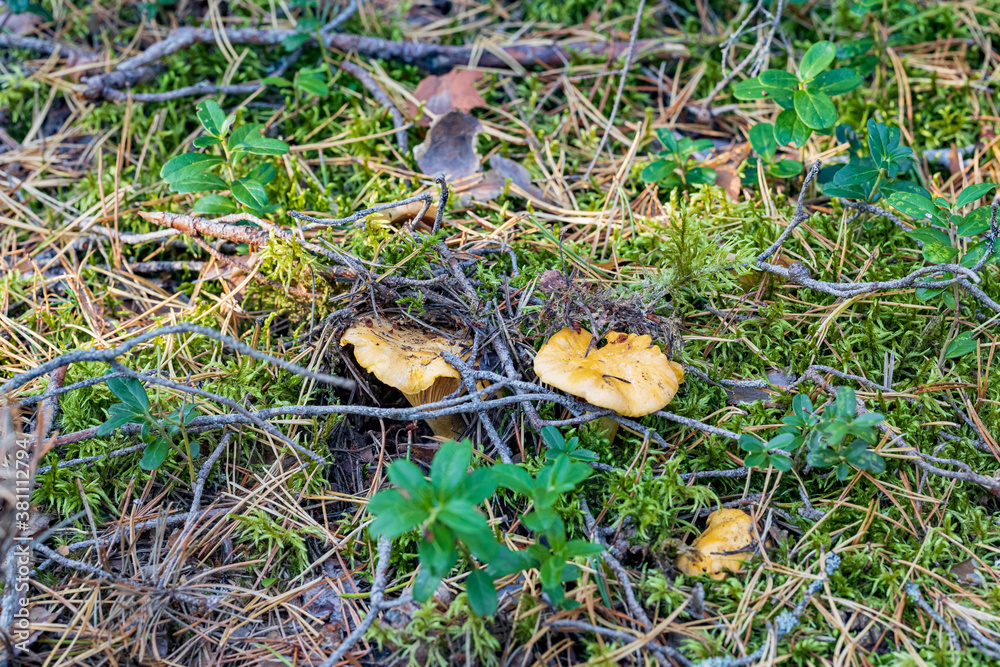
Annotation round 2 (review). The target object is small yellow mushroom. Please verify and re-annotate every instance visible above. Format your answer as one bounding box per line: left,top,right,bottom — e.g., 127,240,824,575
676,508,755,580
533,327,684,441
341,319,470,439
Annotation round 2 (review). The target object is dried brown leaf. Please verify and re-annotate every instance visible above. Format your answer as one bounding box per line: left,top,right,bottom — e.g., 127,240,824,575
408,70,485,126
413,111,483,181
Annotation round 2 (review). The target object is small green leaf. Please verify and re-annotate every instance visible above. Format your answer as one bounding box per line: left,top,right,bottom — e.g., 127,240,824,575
296,75,329,97
492,464,534,496
655,128,680,152
437,500,489,537
957,206,993,237
945,332,977,358
240,133,291,156
889,192,938,220
685,167,716,185
836,387,856,418
834,160,879,186
368,490,428,538
107,376,149,411
641,158,676,184
169,173,230,194
767,432,795,449
854,413,886,425
249,163,277,186
745,452,768,468
732,77,769,100
770,454,793,472
196,100,227,137
792,393,813,417
961,242,1000,268
769,159,803,178
97,403,144,436
193,136,222,148
466,569,497,616
281,32,311,51
906,227,952,247
419,525,458,578
160,153,223,183
749,123,776,161
230,178,269,210
227,124,262,152
782,414,805,428
387,459,430,496
193,195,239,215
867,119,892,165
413,568,444,603
794,89,836,130
800,41,837,79
807,447,841,467
837,38,874,59
922,242,958,264
774,109,811,147
808,69,863,95
430,440,472,495
759,69,799,91
139,439,170,470
457,468,498,505
738,434,764,453
956,183,997,208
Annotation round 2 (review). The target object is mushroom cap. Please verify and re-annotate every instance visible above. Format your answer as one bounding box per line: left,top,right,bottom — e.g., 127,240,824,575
533,327,684,417
676,508,755,580
341,320,467,396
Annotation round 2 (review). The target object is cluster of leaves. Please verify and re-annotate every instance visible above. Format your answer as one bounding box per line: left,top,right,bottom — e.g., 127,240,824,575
850,0,916,21
493,427,603,608
264,66,330,101
888,182,998,310
97,375,200,471
747,123,803,178
367,431,601,616
822,120,924,202
740,389,886,481
735,41,863,142
159,100,290,214
640,129,716,191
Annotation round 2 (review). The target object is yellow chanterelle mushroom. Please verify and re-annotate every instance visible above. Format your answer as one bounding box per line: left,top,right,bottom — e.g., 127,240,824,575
341,320,469,439
533,327,684,441
676,508,755,580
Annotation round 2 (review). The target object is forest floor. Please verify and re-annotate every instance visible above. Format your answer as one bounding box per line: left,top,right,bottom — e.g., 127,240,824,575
3,0,1000,665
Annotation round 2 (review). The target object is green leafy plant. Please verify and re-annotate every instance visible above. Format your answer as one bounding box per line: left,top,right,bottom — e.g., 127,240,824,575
264,66,330,100
640,129,716,191
734,41,863,138
738,431,793,471
367,440,505,613
746,122,804,179
823,120,925,202
159,100,289,214
886,182,998,308
491,453,603,609
367,436,603,615
97,375,200,473
540,425,597,463
849,0,916,20
780,389,886,480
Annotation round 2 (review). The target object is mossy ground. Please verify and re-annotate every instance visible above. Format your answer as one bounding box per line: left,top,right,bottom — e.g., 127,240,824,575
3,0,1000,665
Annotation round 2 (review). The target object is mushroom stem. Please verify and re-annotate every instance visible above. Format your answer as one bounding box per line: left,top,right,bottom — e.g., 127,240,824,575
402,377,466,439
